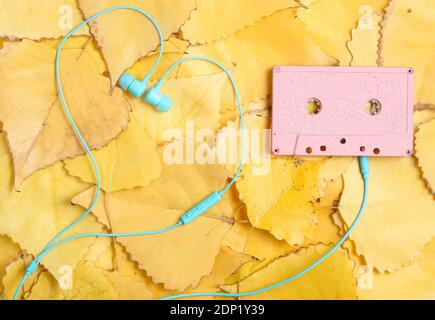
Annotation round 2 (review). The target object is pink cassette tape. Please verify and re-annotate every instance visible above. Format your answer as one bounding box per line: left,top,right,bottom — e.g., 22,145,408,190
271,66,414,157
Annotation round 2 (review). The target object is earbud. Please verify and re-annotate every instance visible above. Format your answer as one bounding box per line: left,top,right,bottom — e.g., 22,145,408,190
145,87,172,112
119,73,147,98
119,73,172,112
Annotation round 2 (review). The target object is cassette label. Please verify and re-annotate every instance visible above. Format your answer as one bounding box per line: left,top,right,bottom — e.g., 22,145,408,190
271,66,414,156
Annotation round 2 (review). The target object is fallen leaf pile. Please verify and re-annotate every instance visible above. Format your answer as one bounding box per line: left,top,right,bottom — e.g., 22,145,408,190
0,0,434,300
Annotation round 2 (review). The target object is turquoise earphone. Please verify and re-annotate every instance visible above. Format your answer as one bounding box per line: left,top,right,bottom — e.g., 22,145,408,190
119,73,173,112
13,5,369,300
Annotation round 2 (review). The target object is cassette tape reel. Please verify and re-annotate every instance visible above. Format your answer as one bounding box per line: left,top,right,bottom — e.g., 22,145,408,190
271,66,414,157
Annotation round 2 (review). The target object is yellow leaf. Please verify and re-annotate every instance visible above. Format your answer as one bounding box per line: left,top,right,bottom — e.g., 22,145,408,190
223,222,297,269
181,0,299,44
0,235,21,294
215,109,270,177
0,38,8,49
106,271,155,300
358,239,435,299
178,9,336,107
339,158,435,272
73,160,234,222
380,0,435,106
27,271,63,300
298,0,389,65
222,244,357,299
228,110,332,245
414,109,435,127
2,256,40,300
0,0,88,40
72,161,234,291
314,179,343,245
43,36,107,75
77,0,196,86
318,156,354,186
415,119,435,193
64,116,162,192
225,180,341,269
184,246,251,299
29,258,118,300
130,73,226,145
0,132,103,282
237,157,323,245
347,14,382,66
0,40,130,187
67,261,118,300
74,196,231,291
126,37,189,81
219,99,270,127
224,259,264,285
88,239,173,299
85,237,113,266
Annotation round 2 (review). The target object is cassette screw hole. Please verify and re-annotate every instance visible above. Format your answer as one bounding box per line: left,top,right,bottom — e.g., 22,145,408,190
306,147,312,154
340,138,346,144
366,99,382,115
373,148,380,155
320,146,326,152
306,98,322,115
360,146,366,152
274,148,279,154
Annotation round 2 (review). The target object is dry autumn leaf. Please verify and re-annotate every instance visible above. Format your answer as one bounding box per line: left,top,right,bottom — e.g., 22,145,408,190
77,0,196,86
72,161,234,291
414,109,435,127
126,37,189,82
26,270,64,300
357,239,435,300
87,238,172,300
222,244,357,299
223,222,297,272
129,72,226,145
25,256,119,300
237,157,323,245
73,197,230,292
318,156,354,188
229,110,334,246
225,180,341,275
0,40,130,187
298,0,389,65
0,132,103,282
0,236,21,295
415,119,435,193
73,160,234,220
178,9,336,107
347,13,382,66
67,260,118,300
380,0,435,106
2,256,41,300
64,115,162,192
0,0,88,40
339,157,435,272
181,0,299,44
183,246,251,300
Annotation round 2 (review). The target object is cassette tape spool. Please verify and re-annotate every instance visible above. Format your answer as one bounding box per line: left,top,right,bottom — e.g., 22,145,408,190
271,66,414,157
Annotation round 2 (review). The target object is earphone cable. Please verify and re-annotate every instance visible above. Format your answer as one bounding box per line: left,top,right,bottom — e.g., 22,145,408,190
13,8,247,300
13,5,166,300
160,156,370,300
155,56,245,193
